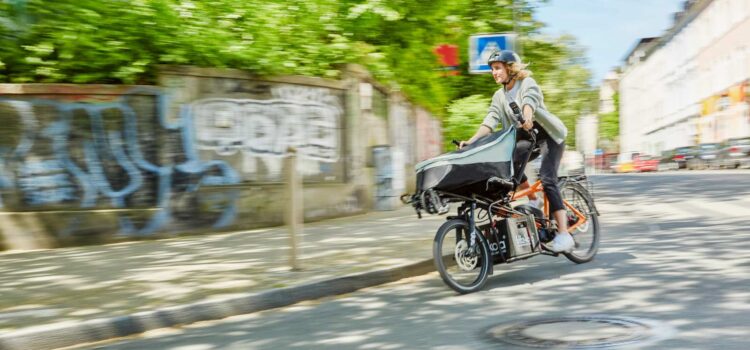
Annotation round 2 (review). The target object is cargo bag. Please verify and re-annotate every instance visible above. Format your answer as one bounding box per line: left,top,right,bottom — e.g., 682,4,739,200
414,127,516,198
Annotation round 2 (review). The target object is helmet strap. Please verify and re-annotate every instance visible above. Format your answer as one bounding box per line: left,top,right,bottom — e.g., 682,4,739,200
503,72,518,87
501,62,518,87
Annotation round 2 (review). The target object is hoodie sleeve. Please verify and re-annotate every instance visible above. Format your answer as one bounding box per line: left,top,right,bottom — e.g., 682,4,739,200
520,77,542,114
521,77,568,143
482,90,511,132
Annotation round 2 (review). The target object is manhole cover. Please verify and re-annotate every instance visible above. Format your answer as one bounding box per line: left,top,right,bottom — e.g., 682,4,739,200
486,315,674,348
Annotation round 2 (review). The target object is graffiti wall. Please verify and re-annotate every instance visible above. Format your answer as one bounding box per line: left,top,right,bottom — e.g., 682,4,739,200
161,70,347,183
0,86,241,237
388,94,416,194
415,107,443,162
0,66,441,249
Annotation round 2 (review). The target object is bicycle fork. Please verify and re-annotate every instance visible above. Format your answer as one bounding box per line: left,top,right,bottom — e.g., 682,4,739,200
466,202,493,275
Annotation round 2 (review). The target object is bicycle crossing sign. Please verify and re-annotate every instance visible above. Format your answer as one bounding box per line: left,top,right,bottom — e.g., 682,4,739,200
469,33,517,74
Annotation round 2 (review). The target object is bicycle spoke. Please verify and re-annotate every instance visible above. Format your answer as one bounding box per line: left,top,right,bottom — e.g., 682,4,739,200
560,184,599,263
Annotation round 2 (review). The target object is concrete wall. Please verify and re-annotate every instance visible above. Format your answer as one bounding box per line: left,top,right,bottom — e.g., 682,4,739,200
0,66,442,250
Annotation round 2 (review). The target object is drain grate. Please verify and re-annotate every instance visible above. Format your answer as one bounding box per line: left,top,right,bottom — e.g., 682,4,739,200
486,315,674,348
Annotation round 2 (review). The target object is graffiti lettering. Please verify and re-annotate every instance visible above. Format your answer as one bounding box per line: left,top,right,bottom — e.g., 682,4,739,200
17,160,77,205
0,91,240,235
192,98,341,162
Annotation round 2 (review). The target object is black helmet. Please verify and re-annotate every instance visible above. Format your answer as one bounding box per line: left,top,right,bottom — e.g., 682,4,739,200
487,50,521,66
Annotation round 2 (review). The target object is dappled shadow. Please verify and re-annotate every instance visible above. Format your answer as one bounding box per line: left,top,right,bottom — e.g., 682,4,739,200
4,174,750,349
590,172,750,199
88,175,750,349
483,251,636,290
88,213,750,349
0,206,442,331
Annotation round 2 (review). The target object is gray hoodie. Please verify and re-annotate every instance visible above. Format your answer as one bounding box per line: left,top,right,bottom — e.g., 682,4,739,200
481,77,568,144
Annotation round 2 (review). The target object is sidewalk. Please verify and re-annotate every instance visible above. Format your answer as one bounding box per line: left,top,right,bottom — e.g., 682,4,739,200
0,205,445,350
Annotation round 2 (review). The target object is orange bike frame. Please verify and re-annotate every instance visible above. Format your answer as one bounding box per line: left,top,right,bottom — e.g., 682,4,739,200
511,180,587,232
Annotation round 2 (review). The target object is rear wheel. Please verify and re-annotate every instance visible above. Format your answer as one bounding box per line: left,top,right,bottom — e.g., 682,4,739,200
560,183,600,264
433,219,491,294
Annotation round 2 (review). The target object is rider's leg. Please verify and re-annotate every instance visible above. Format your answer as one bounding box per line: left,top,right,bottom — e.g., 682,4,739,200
539,137,574,252
513,139,532,185
513,139,540,203
552,209,568,233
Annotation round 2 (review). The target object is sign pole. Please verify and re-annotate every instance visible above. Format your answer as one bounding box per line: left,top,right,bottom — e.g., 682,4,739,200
513,0,523,57
285,147,302,271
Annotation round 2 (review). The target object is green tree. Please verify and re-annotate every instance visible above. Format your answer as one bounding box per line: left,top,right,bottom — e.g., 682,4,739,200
599,91,620,147
443,95,491,150
441,34,598,150
0,0,598,146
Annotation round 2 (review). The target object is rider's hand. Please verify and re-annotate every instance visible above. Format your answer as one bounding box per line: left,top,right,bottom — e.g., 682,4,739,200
458,141,469,149
521,118,533,131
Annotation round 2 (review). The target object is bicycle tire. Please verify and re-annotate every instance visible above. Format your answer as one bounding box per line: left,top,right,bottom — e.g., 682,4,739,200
433,219,492,294
561,182,600,264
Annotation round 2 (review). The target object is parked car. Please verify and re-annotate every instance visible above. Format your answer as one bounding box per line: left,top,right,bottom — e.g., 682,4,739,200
611,153,635,173
686,143,721,170
717,137,750,169
526,150,584,178
672,146,695,169
632,154,659,172
610,152,657,173
658,149,679,171
612,160,634,173
560,150,585,176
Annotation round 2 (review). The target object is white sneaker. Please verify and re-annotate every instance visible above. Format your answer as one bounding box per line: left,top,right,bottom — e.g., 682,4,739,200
546,232,575,253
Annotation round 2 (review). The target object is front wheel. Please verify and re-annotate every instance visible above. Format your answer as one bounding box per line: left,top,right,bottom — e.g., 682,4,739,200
433,219,491,294
561,183,600,264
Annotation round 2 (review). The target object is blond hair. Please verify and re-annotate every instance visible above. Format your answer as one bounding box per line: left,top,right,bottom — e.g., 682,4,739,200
507,61,531,80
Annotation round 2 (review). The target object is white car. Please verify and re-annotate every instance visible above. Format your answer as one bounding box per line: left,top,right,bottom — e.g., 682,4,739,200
560,150,585,176
523,150,585,180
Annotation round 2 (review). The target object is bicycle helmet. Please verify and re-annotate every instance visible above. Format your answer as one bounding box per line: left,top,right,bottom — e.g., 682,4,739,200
487,50,521,66
488,50,523,85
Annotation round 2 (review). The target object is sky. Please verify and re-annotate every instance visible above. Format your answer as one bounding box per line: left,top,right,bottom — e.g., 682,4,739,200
534,0,685,85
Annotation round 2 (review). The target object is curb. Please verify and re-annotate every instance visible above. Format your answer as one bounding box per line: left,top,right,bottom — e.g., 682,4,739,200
0,259,435,350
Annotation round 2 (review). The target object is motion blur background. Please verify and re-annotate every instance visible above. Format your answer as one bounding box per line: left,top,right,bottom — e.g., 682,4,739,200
0,0,747,248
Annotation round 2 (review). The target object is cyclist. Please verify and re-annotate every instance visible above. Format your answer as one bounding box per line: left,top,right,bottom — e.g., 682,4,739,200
459,50,574,253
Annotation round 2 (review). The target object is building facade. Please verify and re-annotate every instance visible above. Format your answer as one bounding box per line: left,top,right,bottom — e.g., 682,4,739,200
619,0,750,157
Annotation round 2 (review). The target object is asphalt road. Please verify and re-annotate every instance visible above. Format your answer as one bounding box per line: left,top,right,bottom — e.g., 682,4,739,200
79,171,750,350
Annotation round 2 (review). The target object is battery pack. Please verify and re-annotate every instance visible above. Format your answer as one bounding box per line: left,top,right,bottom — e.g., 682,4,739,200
499,215,540,257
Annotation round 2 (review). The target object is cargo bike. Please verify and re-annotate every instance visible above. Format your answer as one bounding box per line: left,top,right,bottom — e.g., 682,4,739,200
402,103,600,294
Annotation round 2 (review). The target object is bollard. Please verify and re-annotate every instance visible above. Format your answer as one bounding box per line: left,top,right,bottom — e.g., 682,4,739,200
284,147,302,271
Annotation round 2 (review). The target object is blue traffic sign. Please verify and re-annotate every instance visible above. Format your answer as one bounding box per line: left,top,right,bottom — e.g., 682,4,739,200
469,33,517,74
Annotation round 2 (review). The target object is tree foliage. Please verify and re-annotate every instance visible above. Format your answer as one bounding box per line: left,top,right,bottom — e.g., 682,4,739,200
599,91,620,148
0,0,598,148
443,94,491,150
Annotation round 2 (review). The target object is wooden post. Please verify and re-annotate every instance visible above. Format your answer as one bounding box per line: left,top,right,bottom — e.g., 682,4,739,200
284,147,302,271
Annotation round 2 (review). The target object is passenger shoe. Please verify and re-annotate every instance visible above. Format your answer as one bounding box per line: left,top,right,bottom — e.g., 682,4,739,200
546,231,575,253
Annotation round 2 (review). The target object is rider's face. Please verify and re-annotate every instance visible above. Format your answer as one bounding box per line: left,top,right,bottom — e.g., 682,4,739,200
490,62,508,84
491,62,508,84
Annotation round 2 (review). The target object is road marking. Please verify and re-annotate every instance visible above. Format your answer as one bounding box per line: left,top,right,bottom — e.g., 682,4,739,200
643,202,697,219
734,197,750,210
684,198,749,219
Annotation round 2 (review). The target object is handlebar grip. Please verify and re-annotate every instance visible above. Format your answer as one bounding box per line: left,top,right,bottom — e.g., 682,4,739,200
452,139,461,147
